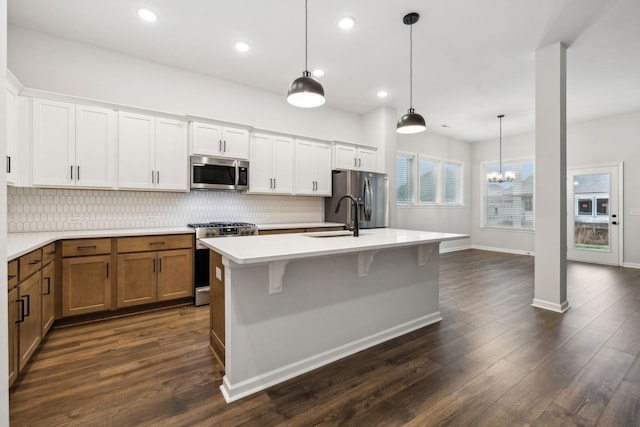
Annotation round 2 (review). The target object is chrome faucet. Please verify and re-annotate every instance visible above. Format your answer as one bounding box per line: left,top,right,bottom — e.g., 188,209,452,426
335,194,360,237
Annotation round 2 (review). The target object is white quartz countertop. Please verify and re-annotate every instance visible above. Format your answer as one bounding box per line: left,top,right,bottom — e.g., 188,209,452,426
201,228,468,265
256,222,345,230
7,227,194,260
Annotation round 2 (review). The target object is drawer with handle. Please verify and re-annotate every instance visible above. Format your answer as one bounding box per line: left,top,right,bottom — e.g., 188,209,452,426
18,248,43,282
62,238,112,257
42,242,57,266
8,259,18,289
116,234,192,253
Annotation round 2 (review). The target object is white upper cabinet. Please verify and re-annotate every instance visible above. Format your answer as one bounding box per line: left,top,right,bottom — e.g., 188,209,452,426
119,112,188,191
249,132,294,194
294,139,332,196
6,83,18,185
32,98,116,189
333,142,377,172
190,121,249,159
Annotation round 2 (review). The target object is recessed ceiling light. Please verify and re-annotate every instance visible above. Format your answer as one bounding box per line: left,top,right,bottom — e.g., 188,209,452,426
137,8,157,22
312,69,325,77
235,42,250,53
338,16,356,30
377,91,388,98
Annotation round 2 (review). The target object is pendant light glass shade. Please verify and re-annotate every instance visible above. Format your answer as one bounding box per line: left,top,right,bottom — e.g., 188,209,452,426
397,12,426,134
287,71,325,108
487,114,515,183
287,0,325,108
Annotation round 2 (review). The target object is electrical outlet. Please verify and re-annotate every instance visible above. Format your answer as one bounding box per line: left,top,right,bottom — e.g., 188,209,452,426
630,208,640,216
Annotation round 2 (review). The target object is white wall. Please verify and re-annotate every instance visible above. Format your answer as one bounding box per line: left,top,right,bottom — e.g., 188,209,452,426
8,26,362,144
1,1,10,425
395,131,472,250
471,110,640,266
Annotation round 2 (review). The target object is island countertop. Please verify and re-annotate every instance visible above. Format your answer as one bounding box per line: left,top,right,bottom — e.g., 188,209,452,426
201,228,468,264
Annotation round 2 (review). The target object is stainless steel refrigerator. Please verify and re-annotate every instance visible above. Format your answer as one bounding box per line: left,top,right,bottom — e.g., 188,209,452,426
325,170,389,229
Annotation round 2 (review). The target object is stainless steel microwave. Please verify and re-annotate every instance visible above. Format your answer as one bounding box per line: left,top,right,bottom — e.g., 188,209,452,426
190,156,249,191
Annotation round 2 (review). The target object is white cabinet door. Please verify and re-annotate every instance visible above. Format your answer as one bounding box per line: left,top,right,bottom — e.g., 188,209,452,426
221,127,249,160
249,133,275,193
32,98,76,187
6,87,17,185
294,139,315,195
155,118,188,191
190,122,222,156
75,105,116,189
118,111,155,190
314,142,332,196
333,143,358,170
272,135,294,194
357,147,377,172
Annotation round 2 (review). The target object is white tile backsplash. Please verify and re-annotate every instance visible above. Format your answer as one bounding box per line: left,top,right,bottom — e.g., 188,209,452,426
7,187,324,232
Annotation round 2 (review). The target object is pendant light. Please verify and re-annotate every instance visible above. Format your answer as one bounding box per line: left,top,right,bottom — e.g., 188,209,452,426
287,0,325,108
396,12,426,134
487,115,515,182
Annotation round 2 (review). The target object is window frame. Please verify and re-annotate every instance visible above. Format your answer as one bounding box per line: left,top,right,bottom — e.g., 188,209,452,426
443,159,464,206
396,151,416,205
417,155,441,205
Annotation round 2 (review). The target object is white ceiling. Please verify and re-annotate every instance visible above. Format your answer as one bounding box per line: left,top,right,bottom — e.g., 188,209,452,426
7,0,640,142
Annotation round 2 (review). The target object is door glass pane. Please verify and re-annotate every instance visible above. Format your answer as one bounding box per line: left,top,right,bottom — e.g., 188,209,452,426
573,173,610,251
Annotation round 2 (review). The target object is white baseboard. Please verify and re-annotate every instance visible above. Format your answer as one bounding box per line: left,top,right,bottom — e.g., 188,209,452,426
532,298,570,313
472,245,535,256
220,312,443,403
440,245,472,253
622,262,640,269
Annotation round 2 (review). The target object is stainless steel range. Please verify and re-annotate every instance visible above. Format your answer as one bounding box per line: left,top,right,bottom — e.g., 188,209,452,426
188,221,258,306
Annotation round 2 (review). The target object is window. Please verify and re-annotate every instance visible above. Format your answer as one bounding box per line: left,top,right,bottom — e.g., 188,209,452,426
443,161,463,204
483,159,534,229
396,153,415,204
419,156,440,203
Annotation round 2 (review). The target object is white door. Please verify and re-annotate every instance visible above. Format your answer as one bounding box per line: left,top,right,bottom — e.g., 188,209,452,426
294,139,315,195
333,143,358,170
32,98,76,187
357,147,377,172
221,127,249,160
313,142,332,196
567,164,622,265
6,87,18,184
190,122,221,156
75,105,116,189
155,118,188,191
249,133,275,193
272,135,294,194
118,111,155,189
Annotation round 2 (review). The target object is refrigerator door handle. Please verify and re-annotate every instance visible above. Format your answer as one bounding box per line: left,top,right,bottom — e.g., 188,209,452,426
363,176,373,221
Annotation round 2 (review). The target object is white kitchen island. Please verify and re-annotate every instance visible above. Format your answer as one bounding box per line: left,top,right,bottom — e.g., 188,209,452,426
201,228,467,403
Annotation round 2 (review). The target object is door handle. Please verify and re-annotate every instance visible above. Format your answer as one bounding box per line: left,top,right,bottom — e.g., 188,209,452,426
157,171,160,184
44,277,51,295
152,170,155,184
70,165,74,180
354,158,357,167
77,165,80,180
223,140,227,152
16,299,25,323
159,258,162,272
219,140,222,152
612,221,618,225
6,155,10,173
23,294,30,317
106,262,110,278
359,158,362,167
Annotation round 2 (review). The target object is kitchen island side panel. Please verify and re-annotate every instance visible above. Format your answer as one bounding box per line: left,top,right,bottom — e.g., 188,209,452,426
221,243,441,402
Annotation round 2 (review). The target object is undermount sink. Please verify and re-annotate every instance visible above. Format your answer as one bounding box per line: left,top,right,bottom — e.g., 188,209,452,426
303,230,364,238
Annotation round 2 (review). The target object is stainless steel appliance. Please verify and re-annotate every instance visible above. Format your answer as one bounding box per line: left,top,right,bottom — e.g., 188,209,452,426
188,221,258,305
190,156,249,191
325,170,389,229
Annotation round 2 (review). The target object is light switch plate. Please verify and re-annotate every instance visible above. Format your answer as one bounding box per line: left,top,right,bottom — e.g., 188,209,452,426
630,208,640,216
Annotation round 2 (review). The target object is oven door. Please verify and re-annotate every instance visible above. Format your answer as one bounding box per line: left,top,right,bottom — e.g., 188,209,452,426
191,156,237,190
194,241,210,306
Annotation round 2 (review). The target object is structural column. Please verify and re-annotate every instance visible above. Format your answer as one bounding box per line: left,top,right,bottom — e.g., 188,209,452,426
533,42,570,313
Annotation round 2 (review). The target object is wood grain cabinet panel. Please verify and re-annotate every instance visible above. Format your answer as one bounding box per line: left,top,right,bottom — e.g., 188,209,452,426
116,252,158,307
18,272,42,371
8,286,19,387
41,261,55,337
157,249,193,301
116,234,192,253
62,238,111,257
209,250,225,368
19,248,43,281
8,259,18,289
42,243,56,266
61,255,112,317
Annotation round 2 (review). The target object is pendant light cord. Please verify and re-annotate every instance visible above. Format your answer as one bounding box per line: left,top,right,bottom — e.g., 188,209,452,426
305,0,308,72
409,22,413,109
499,115,503,174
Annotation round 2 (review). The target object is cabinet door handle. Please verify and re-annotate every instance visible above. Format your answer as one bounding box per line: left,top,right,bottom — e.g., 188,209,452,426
106,262,110,278
43,277,51,295
273,178,276,189
269,178,273,189
8,274,17,280
157,171,160,184
354,158,357,167
77,165,80,180
6,155,10,174
359,158,362,167
23,294,31,317
149,241,165,246
219,140,222,152
152,170,155,184
223,140,227,152
16,299,25,323
47,251,56,256
70,165,74,180
153,258,156,273
77,245,97,251
159,258,162,272
28,259,42,265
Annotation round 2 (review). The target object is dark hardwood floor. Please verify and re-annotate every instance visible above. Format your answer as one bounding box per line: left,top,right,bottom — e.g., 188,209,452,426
9,249,640,426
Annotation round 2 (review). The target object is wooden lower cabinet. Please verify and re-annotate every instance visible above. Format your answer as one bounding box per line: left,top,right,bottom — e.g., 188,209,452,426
62,255,112,317
117,249,193,308
8,286,19,387
41,261,56,337
210,250,225,368
18,272,42,371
